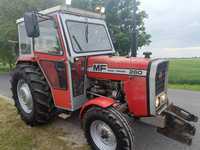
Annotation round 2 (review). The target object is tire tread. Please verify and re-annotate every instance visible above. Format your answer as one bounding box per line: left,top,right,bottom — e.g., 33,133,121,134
10,63,54,126
82,106,135,150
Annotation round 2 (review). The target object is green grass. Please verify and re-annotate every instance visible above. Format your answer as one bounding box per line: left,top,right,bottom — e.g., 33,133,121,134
0,63,10,73
168,58,200,91
169,84,200,91
0,98,89,150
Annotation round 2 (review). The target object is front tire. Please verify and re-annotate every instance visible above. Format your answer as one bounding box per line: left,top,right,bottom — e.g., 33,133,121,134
10,63,54,126
82,107,135,150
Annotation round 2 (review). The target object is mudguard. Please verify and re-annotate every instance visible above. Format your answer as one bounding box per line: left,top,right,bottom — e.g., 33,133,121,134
80,97,116,119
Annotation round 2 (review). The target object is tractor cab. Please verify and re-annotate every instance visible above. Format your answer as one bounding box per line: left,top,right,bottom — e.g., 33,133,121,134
16,5,115,111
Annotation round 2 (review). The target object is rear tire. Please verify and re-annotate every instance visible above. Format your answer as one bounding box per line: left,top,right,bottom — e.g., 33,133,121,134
82,107,135,150
10,63,55,126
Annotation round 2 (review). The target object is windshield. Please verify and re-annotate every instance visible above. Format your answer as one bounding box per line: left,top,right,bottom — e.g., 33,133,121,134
66,21,112,53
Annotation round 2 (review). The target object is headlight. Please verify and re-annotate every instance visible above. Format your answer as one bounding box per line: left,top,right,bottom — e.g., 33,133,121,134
156,97,160,107
160,93,167,103
156,93,168,108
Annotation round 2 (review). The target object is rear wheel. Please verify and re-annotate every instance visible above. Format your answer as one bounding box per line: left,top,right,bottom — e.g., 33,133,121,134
82,107,135,150
17,79,33,114
10,63,55,126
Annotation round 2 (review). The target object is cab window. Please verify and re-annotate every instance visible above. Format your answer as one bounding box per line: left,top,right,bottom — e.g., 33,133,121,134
18,23,32,55
35,20,63,55
66,21,112,53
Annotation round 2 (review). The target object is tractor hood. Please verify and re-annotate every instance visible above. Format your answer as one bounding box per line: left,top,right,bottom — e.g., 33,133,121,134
87,55,150,80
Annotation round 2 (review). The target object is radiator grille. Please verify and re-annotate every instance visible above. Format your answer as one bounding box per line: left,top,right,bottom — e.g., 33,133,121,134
155,62,168,95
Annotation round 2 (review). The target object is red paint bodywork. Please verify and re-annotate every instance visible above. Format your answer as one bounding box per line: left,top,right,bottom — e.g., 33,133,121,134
17,55,36,63
52,89,71,109
87,55,150,117
124,77,148,116
40,60,61,88
80,97,116,119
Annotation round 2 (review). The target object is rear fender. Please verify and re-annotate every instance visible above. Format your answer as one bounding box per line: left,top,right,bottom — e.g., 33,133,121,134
16,55,36,64
80,97,116,119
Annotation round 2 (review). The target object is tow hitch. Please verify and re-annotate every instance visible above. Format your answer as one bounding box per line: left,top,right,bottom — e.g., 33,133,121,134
157,104,198,145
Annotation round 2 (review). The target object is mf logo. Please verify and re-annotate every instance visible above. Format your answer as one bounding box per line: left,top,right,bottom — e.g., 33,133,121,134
93,64,107,72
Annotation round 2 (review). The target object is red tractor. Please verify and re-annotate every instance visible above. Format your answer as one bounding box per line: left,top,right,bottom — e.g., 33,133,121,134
11,5,198,150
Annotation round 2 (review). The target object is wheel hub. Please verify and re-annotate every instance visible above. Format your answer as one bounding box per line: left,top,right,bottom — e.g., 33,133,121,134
90,120,117,150
17,80,33,114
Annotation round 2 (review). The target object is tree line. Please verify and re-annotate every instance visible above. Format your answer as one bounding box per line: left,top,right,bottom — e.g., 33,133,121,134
0,0,151,69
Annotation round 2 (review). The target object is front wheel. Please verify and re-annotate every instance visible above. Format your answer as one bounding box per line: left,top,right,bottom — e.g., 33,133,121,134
82,107,135,150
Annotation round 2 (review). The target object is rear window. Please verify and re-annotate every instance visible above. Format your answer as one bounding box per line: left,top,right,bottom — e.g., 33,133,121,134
18,23,32,55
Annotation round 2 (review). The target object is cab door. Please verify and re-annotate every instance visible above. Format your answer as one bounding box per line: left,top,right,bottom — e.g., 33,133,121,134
33,18,72,110
70,56,87,110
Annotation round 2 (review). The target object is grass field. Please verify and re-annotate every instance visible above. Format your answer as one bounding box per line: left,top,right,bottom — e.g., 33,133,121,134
169,84,200,91
168,58,200,91
0,63,10,73
0,98,89,150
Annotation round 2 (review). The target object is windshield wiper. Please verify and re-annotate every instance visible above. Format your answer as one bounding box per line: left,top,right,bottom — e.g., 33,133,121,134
72,35,83,51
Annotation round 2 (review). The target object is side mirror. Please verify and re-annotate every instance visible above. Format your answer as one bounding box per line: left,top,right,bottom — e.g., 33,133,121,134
24,12,40,38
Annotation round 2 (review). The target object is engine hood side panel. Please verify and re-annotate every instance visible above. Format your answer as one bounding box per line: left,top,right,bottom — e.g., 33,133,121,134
124,77,148,116
87,56,150,81
87,55,151,117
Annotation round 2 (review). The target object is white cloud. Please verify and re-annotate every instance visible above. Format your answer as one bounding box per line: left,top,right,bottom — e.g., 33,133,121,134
139,0,200,57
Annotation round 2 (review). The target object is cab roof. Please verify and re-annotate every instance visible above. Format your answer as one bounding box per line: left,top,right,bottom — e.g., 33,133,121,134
16,5,105,24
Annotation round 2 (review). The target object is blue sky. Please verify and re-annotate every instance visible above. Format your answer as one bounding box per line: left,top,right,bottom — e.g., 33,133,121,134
138,0,200,58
